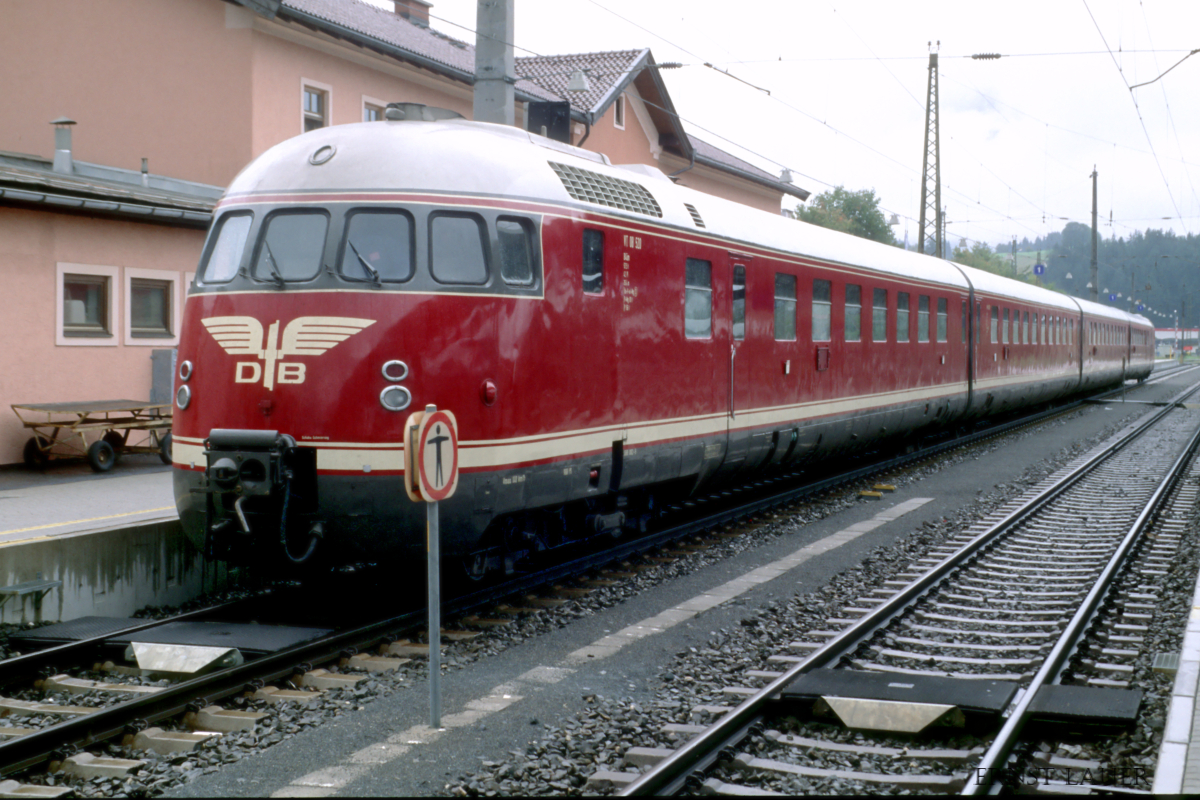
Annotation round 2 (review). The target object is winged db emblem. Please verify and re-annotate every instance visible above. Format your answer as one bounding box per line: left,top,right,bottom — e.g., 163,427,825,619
201,316,375,390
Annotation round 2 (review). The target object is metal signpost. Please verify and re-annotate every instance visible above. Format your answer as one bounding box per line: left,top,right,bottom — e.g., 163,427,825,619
404,405,459,729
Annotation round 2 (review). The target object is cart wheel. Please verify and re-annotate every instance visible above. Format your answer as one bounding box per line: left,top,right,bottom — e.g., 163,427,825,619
22,437,49,470
86,440,116,473
102,431,125,462
158,432,173,465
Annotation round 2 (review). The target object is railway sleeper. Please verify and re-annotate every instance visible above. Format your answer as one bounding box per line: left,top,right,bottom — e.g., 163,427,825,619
733,753,966,793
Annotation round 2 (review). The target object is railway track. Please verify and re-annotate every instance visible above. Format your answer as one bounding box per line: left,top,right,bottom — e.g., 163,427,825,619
0,373,1189,794
616,379,1200,796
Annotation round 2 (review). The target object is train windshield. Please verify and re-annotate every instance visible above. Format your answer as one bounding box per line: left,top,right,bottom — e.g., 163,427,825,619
339,210,415,283
200,212,252,283
252,211,328,283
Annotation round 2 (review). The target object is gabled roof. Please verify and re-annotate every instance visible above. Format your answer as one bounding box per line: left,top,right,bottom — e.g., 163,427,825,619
687,136,810,202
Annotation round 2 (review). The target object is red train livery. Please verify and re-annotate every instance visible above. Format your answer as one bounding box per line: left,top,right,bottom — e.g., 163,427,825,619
170,111,1154,576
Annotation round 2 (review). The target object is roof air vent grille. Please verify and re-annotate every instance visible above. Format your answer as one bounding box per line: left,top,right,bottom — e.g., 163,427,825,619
548,162,662,218
684,203,705,228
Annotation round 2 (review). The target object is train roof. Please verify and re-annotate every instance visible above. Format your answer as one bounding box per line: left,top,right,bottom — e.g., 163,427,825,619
224,118,1151,330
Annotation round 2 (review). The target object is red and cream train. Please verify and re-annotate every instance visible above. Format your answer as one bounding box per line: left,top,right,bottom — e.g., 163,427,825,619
170,110,1154,575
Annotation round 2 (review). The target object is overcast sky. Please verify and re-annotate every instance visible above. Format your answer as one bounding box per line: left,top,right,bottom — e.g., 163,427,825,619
371,0,1200,251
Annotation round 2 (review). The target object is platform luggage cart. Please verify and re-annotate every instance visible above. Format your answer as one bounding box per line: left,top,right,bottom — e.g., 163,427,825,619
12,400,172,472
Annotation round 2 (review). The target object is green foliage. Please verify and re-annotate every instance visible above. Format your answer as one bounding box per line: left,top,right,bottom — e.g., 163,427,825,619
794,187,898,246
952,241,1014,277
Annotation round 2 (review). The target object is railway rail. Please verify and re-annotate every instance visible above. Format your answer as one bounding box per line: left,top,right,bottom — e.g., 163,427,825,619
618,377,1200,796
0,372,1189,792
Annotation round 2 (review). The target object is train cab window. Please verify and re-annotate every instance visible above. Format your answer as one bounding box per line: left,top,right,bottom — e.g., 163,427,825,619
732,266,746,341
812,279,831,342
200,212,252,283
497,217,536,285
431,213,489,285
897,292,910,343
872,289,887,342
252,211,328,283
685,258,712,339
937,298,948,342
990,306,999,343
339,210,414,283
845,285,862,342
582,229,604,293
961,300,967,344
917,295,930,343
774,274,797,341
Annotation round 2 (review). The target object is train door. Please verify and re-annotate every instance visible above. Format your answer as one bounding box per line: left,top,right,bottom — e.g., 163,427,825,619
722,258,754,474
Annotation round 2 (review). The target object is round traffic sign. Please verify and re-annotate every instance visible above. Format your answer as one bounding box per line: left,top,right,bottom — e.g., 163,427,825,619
416,409,458,502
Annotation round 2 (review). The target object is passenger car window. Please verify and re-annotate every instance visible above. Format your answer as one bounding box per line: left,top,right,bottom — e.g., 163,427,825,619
775,274,797,342
684,258,712,339
917,295,930,343
431,214,489,285
1023,311,1029,343
845,285,862,342
991,307,999,343
201,212,252,283
253,211,327,283
339,210,414,283
732,266,746,341
897,292,910,343
937,298,947,342
497,217,535,285
872,289,888,342
582,229,604,293
812,279,831,342
961,300,967,344
1002,309,1009,344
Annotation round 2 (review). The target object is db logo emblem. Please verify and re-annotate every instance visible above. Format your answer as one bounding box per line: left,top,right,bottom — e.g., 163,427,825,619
201,316,375,390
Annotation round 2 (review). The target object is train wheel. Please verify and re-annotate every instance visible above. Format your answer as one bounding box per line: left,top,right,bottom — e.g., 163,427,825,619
87,440,116,473
158,432,173,465
22,437,49,470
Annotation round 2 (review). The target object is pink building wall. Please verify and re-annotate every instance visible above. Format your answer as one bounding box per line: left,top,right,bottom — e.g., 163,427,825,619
0,209,204,464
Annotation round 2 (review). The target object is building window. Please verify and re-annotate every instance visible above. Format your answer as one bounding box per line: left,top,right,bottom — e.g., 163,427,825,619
845,284,861,342
872,288,887,342
364,103,383,122
812,279,831,342
303,82,330,132
685,258,712,339
124,267,181,346
613,95,625,129
897,292,910,343
774,274,797,341
130,279,171,338
57,263,119,347
63,274,110,338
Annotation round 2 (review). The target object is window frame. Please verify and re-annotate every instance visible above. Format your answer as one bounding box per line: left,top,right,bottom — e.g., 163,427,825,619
301,78,332,133
362,94,387,123
774,273,798,342
917,295,930,343
732,265,746,341
872,288,888,342
613,94,626,129
896,292,910,343
936,297,948,342
582,228,604,294
251,208,330,285
429,211,492,286
990,306,999,343
337,208,417,284
812,278,831,343
57,263,120,347
495,215,538,286
124,267,181,346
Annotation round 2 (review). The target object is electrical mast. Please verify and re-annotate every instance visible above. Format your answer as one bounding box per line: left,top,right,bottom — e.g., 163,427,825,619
918,41,942,258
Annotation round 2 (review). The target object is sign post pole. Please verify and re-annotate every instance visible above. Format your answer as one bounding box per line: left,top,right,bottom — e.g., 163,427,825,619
405,403,459,732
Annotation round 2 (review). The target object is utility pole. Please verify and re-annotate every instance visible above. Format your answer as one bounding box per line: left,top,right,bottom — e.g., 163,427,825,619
473,0,516,126
1090,167,1099,302
918,42,942,258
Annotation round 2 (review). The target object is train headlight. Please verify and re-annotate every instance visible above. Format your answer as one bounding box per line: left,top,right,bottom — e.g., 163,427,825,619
179,360,194,382
380,385,412,412
382,360,409,381
176,385,191,410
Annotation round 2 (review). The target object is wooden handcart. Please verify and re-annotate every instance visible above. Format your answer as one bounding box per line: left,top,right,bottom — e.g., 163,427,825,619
12,400,172,472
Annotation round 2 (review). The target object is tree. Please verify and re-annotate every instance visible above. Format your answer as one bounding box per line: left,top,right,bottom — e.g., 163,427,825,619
952,241,1015,278
794,187,898,246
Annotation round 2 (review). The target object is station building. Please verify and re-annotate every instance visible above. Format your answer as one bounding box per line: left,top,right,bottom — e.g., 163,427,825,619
0,0,808,466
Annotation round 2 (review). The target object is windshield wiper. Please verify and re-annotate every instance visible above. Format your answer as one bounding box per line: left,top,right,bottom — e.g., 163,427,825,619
262,241,285,287
347,239,381,285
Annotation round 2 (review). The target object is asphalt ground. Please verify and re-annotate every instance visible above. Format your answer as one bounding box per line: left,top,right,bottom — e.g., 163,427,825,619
157,369,1200,798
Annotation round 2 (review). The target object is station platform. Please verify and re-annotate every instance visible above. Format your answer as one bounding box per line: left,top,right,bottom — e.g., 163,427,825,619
0,458,202,624
1155,548,1200,794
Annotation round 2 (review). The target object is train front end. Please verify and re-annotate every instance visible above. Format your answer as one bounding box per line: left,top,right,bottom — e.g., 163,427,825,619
171,117,547,575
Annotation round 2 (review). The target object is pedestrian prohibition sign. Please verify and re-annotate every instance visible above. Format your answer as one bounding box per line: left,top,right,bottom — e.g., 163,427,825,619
405,408,459,502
